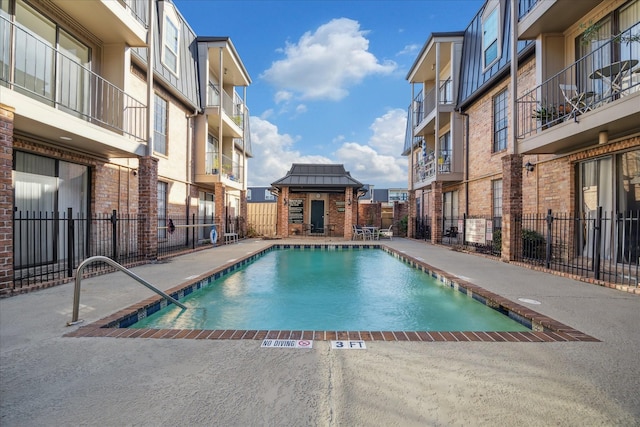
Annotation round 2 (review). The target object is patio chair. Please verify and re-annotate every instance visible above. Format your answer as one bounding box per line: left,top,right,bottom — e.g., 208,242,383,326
352,225,366,240
224,223,238,244
377,225,393,240
559,84,595,118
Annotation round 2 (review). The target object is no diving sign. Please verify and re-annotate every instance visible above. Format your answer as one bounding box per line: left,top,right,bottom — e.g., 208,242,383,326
261,339,313,349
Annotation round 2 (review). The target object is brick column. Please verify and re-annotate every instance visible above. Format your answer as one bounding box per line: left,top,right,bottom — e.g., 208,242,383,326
344,188,354,240
430,181,443,243
214,182,226,242
138,156,158,260
408,191,416,238
240,190,247,237
502,154,524,261
276,187,289,237
0,104,14,294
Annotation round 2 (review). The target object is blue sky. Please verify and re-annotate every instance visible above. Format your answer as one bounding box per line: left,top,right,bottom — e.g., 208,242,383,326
175,0,485,188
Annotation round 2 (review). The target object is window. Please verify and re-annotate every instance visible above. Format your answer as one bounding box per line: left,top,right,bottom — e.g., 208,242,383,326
157,182,168,238
198,191,215,241
207,134,218,174
576,1,639,93
483,4,500,68
154,94,167,155
438,132,452,173
264,189,275,201
162,8,179,75
13,151,88,267
11,0,91,114
443,190,459,233
492,179,503,229
493,89,508,152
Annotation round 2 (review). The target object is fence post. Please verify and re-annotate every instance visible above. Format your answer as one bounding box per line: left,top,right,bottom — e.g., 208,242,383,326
67,208,74,277
594,206,602,280
192,213,196,249
463,213,467,243
111,210,117,261
545,209,553,269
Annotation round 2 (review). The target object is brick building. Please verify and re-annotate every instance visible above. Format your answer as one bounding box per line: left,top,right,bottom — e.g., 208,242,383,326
1,0,252,294
404,0,639,283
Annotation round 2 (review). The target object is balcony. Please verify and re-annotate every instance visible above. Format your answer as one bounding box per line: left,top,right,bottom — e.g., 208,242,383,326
206,83,245,138
0,17,147,157
199,151,244,188
518,0,602,40
516,22,640,154
412,148,455,188
53,0,148,46
413,79,454,136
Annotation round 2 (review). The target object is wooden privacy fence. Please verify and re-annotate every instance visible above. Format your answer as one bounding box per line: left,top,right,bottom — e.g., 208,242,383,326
247,203,277,237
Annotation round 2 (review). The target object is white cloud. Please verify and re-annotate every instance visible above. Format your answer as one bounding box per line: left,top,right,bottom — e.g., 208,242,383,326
367,108,407,156
261,18,396,101
335,108,408,186
248,117,332,186
274,90,292,104
335,142,407,187
397,43,420,56
248,108,408,188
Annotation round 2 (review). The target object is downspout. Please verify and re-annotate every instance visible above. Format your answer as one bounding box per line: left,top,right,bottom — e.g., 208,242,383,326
186,109,198,219
242,86,247,187
146,0,155,156
510,0,518,155
456,108,470,216
218,47,225,227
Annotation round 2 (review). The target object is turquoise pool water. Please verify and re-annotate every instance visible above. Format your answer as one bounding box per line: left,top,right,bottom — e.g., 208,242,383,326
132,249,529,332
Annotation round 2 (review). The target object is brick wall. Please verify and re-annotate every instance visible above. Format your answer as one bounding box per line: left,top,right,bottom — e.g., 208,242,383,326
138,156,158,259
502,154,523,261
0,105,14,293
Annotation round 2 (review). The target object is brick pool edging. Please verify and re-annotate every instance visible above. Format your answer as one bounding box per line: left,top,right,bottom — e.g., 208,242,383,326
64,243,600,343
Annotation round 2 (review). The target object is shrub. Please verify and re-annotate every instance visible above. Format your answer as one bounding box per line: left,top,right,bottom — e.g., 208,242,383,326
492,228,546,260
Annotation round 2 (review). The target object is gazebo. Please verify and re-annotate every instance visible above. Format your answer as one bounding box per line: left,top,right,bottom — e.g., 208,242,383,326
271,164,364,239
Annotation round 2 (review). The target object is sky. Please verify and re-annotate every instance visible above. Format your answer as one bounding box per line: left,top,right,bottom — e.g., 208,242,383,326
174,0,485,188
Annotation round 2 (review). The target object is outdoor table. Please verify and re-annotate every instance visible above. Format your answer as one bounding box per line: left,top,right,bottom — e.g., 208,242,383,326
589,59,639,98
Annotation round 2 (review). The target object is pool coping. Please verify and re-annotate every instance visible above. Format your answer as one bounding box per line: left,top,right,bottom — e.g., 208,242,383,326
64,244,600,343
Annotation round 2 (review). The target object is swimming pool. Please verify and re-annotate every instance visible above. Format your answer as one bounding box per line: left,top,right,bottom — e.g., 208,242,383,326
132,248,528,332
65,244,598,343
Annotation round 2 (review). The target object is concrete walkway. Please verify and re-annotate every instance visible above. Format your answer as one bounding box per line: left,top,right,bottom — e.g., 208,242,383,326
1,238,638,426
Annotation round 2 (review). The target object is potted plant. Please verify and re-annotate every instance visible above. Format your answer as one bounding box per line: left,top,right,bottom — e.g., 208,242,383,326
532,104,558,129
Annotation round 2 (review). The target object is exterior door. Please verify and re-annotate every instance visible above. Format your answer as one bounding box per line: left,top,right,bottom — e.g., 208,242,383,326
310,200,324,233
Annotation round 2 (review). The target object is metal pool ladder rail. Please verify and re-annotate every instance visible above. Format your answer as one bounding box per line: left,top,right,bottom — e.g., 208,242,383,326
67,256,187,326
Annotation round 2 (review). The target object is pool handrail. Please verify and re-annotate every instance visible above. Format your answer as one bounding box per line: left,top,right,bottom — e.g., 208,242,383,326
67,255,187,326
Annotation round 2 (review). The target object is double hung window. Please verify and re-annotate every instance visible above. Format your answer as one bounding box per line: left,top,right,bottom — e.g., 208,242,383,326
493,89,508,152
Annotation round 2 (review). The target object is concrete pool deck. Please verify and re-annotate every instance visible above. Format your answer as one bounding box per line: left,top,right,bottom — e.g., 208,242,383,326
1,238,639,425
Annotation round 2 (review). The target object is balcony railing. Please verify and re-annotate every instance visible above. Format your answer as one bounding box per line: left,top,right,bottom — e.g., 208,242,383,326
518,0,539,20
205,151,244,183
123,0,149,27
207,83,245,128
412,79,453,129
0,17,147,141
516,22,640,139
413,149,453,184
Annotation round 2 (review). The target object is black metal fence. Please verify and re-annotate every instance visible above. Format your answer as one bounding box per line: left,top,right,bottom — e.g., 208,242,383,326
12,210,247,290
158,214,218,258
515,209,639,286
156,215,245,257
13,209,146,289
417,209,638,286
414,216,432,240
